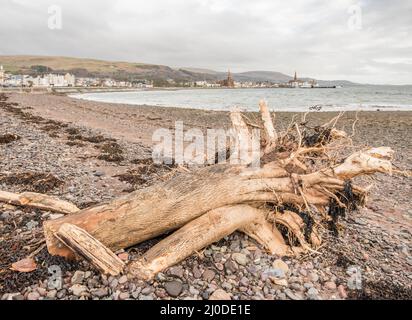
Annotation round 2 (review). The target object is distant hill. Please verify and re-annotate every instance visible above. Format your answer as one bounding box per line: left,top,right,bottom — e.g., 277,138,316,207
0,55,195,84
0,55,360,86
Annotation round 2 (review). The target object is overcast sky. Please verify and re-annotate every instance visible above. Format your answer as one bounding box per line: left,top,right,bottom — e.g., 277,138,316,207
1,0,411,84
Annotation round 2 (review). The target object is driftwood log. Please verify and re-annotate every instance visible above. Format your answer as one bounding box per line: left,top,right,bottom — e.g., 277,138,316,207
0,190,79,214
37,101,398,278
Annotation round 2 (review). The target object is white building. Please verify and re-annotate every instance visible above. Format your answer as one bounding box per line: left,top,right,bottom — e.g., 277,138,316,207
0,66,4,86
24,73,76,87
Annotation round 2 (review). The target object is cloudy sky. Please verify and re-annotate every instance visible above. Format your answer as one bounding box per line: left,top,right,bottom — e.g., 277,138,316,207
1,0,411,84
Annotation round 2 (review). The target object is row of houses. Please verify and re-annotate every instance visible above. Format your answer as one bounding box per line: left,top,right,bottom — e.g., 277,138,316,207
0,66,154,88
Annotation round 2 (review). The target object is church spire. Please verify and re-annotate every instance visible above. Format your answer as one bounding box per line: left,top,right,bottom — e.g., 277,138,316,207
294,71,297,81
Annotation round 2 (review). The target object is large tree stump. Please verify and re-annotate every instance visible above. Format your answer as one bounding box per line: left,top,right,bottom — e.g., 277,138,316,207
40,103,398,280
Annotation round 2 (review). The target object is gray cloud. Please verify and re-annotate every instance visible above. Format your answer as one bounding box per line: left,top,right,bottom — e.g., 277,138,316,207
0,0,411,84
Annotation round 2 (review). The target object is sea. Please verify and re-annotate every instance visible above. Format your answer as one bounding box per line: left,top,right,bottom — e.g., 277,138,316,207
70,85,412,112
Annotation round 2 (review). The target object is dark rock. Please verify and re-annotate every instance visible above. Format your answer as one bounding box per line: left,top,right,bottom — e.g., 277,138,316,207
164,281,183,297
202,269,216,282
192,266,203,279
224,260,238,274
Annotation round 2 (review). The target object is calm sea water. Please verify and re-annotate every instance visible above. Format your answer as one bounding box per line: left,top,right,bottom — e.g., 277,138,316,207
71,85,412,112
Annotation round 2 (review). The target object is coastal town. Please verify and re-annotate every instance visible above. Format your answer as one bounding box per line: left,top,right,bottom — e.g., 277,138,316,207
0,65,328,90
0,65,153,89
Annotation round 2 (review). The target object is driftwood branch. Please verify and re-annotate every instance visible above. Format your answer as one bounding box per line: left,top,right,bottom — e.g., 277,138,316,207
55,223,125,276
0,190,79,214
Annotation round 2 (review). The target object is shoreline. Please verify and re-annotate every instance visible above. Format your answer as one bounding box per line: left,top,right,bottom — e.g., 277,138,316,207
69,89,412,113
7,92,412,147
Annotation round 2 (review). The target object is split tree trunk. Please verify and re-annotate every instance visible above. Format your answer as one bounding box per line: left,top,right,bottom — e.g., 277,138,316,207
128,205,288,280
44,147,393,259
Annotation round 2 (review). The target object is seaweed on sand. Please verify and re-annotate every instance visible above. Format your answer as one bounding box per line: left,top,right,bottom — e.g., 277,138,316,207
97,142,125,163
328,180,364,236
0,134,21,145
303,126,333,147
0,172,64,193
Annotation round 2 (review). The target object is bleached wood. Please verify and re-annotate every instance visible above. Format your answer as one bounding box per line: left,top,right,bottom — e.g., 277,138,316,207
0,190,79,214
43,147,394,259
55,223,125,276
259,100,277,141
128,205,286,280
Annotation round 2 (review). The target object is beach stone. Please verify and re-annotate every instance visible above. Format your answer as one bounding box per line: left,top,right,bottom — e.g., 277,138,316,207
164,281,183,297
214,263,224,271
272,259,289,274
26,220,39,230
139,294,154,300
119,292,130,300
141,287,153,295
131,289,141,299
338,285,348,299
37,287,47,296
299,269,308,277
109,278,119,289
192,265,202,279
209,289,231,300
12,294,25,300
91,287,109,298
71,271,85,284
277,292,287,300
0,212,11,220
225,260,238,274
70,284,88,297
118,275,128,285
309,272,319,283
304,282,314,289
189,286,200,296
232,253,248,266
27,292,40,300
240,277,249,287
46,290,57,299
272,278,288,287
56,289,67,299
307,287,319,295
290,283,303,291
202,269,216,282
222,281,233,291
284,289,303,300
324,281,337,290
261,268,285,281
169,266,184,278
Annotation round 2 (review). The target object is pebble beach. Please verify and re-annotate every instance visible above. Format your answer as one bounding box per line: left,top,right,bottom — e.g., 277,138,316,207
1,92,411,300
